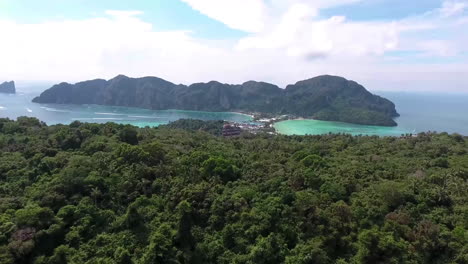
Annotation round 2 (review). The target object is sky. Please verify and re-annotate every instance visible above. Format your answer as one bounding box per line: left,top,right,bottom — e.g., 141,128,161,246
0,0,467,92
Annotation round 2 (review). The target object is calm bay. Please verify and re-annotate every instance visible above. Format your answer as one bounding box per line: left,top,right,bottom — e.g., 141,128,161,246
2,91,468,136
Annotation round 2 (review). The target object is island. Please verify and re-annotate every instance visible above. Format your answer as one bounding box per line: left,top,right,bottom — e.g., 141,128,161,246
32,75,399,126
0,81,16,94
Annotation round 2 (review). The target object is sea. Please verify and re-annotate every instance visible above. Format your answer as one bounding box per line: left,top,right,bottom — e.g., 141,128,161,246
0,92,253,127
275,92,468,136
1,91,468,136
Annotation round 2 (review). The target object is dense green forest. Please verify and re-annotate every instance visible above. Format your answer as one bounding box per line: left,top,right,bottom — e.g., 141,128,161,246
0,117,467,263
165,119,225,136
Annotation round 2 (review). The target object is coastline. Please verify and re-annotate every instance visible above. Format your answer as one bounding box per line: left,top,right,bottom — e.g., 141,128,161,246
31,95,397,128
19,98,407,136
231,111,255,119
273,119,409,137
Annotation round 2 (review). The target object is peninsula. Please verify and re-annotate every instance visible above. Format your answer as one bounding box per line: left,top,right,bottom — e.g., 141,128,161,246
33,75,399,126
0,81,16,94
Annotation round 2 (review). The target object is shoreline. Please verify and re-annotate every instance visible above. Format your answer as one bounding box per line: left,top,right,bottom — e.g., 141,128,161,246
273,118,411,137
231,111,255,119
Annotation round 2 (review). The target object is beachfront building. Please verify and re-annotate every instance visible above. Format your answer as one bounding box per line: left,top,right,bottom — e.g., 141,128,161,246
223,124,242,137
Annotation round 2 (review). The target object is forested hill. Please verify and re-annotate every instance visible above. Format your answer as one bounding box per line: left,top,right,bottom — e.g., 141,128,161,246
32,75,399,126
1,117,467,263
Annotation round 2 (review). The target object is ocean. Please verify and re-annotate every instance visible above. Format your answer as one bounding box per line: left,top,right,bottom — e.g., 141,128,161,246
274,91,468,136
1,91,468,136
0,92,253,127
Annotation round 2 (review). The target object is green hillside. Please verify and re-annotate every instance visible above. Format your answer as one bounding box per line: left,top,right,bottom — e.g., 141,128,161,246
0,118,467,263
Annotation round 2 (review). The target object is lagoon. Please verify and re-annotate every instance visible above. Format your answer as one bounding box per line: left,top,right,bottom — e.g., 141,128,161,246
0,92,252,126
2,91,468,136
274,119,408,136
275,92,468,136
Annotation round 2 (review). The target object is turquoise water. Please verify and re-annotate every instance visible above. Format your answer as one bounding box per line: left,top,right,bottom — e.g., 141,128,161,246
274,119,408,136
275,92,468,136
0,93,252,126
2,91,468,136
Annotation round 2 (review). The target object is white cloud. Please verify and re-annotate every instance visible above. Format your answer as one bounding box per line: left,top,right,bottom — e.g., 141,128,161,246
237,4,319,51
180,0,268,32
235,0,467,62
0,1,467,92
418,40,459,57
440,0,468,17
237,2,399,60
269,0,363,9
104,10,144,17
0,11,225,82
394,0,468,58
179,0,364,33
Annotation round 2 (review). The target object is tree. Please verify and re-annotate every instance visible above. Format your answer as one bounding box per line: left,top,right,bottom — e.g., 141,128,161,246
118,125,139,145
201,157,240,183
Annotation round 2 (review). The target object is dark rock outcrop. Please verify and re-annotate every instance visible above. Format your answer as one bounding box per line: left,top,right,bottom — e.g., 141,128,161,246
0,81,15,94
33,75,399,126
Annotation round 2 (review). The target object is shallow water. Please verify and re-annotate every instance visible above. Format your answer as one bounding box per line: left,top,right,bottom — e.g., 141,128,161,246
2,91,468,136
0,93,252,126
274,92,468,136
274,119,408,136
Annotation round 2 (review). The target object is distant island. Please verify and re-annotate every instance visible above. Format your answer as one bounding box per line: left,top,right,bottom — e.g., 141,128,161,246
0,81,16,94
32,75,399,126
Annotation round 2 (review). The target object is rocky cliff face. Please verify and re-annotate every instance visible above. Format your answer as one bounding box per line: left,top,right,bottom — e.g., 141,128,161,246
0,81,16,94
33,75,399,126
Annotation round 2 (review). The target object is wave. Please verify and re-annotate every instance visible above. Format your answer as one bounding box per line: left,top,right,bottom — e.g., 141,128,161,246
94,112,125,116
0,106,5,110
231,112,255,118
128,115,158,119
92,118,124,120
71,118,124,121
26,108,33,113
71,118,92,121
41,107,70,113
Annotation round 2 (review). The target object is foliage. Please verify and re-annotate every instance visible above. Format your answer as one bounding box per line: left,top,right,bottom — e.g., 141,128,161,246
0,117,467,263
164,119,224,136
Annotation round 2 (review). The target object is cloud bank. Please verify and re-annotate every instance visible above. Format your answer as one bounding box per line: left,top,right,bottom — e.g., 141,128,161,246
0,0,467,92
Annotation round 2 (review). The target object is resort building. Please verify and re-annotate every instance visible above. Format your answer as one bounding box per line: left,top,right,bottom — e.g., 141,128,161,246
223,124,242,137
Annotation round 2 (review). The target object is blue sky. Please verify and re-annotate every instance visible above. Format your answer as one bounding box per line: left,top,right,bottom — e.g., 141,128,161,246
0,0,447,36
321,0,444,20
0,0,246,38
0,0,467,92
